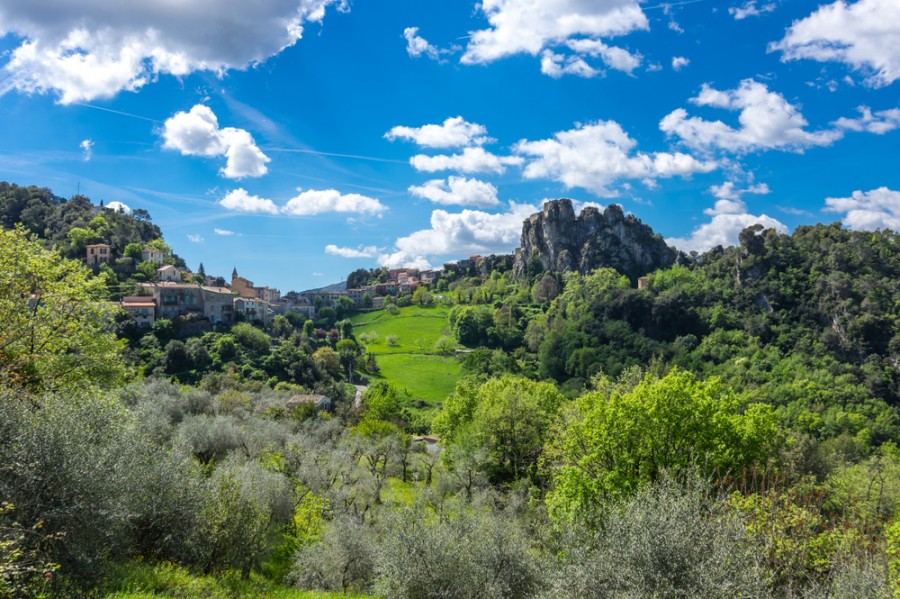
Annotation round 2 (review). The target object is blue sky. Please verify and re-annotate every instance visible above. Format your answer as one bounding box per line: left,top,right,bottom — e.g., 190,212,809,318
0,0,897,292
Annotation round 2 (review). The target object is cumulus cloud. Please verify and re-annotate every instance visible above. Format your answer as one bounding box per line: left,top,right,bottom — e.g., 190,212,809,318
379,201,538,269
403,27,440,60
187,234,204,243
0,0,344,103
461,0,648,66
214,228,237,236
219,189,279,215
834,105,900,134
162,104,270,179
282,189,386,216
671,56,690,71
513,120,716,197
385,116,490,149
325,244,377,258
410,147,524,174
219,187,385,217
541,50,600,78
409,176,500,208
729,1,777,20
705,181,771,215
105,200,130,213
770,0,899,87
824,187,900,230
660,79,843,153
80,138,93,161
667,212,787,253
564,38,642,73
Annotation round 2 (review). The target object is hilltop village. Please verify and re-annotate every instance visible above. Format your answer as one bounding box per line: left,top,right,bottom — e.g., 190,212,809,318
87,239,449,331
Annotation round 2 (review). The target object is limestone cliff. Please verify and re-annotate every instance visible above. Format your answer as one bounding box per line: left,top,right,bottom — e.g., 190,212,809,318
512,199,677,280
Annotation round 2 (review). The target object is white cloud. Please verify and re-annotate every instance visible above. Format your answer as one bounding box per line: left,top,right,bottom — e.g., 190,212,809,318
513,120,717,197
705,181,771,215
105,200,130,213
660,79,843,153
379,201,538,268
282,189,386,216
214,228,237,236
385,116,490,148
409,176,500,208
461,0,648,66
187,233,204,243
0,0,344,103
834,105,900,134
403,27,440,60
565,39,642,73
824,187,900,230
80,138,93,161
325,244,377,258
161,104,270,179
219,188,386,217
729,1,776,20
770,0,900,87
541,50,600,78
410,147,524,174
668,213,787,252
219,188,279,215
671,56,690,71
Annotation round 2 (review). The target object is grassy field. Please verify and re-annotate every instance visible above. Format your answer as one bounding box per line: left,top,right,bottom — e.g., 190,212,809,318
102,561,371,599
351,305,461,407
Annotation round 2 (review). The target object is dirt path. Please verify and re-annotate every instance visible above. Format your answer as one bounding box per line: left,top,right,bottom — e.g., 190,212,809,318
353,384,368,408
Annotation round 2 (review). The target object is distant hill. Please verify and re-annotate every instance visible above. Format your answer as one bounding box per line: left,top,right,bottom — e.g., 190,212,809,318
301,280,347,294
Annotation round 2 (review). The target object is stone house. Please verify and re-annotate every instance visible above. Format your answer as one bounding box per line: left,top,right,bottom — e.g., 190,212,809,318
234,296,271,324
157,264,181,282
287,394,332,411
141,247,163,265
200,286,235,325
86,243,112,265
120,296,156,328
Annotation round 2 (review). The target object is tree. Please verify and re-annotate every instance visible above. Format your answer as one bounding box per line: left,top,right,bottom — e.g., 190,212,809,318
123,242,143,261
434,376,564,482
336,339,361,382
412,286,432,306
198,262,206,277
545,369,779,521
0,226,125,393
303,319,315,339
434,335,456,355
313,347,341,378
362,382,404,423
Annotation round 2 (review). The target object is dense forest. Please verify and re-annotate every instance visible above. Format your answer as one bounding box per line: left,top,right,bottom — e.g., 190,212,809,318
3,184,900,598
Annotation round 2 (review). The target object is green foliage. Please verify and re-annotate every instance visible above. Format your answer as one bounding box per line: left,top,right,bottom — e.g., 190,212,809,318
0,225,125,393
374,506,540,599
362,382,405,423
435,376,564,482
545,369,779,520
546,475,770,599
232,323,271,354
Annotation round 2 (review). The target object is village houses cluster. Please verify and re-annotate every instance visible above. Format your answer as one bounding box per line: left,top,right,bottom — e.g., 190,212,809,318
90,242,442,330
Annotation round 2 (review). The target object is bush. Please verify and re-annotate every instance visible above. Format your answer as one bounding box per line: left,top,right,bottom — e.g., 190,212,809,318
544,475,769,599
289,516,376,593
374,506,540,599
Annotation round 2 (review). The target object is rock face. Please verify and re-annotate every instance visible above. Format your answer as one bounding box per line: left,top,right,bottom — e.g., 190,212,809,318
512,199,677,280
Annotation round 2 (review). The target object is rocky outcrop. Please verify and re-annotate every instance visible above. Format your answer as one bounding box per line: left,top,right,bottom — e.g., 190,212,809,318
512,199,677,280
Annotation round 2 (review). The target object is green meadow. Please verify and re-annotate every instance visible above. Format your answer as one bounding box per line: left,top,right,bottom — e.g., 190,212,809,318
351,305,462,408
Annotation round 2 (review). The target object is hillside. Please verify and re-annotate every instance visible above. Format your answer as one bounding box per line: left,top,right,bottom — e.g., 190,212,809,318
351,305,461,417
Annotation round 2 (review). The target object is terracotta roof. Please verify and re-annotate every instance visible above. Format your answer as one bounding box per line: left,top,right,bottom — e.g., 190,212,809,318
121,296,155,307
